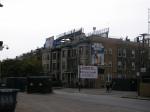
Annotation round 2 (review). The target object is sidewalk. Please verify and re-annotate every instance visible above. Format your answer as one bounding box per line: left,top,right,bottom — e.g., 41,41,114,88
54,88,150,100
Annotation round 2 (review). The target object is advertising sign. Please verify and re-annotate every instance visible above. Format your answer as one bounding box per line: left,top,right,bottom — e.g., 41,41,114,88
91,43,104,65
44,36,54,48
78,65,98,79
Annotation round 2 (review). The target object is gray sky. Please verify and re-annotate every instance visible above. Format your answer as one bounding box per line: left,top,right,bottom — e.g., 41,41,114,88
0,0,150,60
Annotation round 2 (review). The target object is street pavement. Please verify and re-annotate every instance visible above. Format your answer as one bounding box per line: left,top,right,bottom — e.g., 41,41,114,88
15,88,150,112
54,88,150,100
54,88,136,96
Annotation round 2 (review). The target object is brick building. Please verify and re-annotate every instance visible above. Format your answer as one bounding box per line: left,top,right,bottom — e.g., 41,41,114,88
42,28,150,88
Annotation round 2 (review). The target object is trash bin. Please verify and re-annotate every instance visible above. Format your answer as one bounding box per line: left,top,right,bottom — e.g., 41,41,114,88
0,89,18,112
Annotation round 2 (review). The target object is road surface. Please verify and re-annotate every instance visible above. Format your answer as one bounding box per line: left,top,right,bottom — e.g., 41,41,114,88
16,90,150,112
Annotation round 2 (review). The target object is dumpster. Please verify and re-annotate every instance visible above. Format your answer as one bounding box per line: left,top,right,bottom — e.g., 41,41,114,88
0,89,18,112
112,78,137,91
27,76,52,94
6,77,27,92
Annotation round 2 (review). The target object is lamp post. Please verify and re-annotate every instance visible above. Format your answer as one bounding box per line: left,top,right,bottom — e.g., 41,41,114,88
136,72,140,96
136,36,141,96
136,33,149,96
78,65,81,92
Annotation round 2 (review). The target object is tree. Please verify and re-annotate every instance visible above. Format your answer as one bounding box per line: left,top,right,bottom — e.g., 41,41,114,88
1,56,43,78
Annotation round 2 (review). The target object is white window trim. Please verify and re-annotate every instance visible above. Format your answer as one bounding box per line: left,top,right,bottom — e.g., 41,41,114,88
109,48,112,54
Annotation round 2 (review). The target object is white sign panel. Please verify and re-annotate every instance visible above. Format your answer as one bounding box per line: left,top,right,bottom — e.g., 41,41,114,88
78,65,98,79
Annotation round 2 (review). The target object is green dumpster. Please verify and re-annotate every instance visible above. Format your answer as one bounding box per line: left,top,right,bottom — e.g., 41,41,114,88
0,89,18,112
27,76,52,94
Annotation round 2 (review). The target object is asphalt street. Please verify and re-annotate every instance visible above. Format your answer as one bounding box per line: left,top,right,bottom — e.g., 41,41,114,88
15,90,150,112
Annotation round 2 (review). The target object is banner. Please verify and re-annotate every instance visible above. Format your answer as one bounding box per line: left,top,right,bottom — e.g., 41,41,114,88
78,65,98,79
91,43,104,65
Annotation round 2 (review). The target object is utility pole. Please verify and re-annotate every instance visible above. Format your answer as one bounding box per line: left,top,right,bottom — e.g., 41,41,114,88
148,8,150,34
78,65,81,92
136,36,141,96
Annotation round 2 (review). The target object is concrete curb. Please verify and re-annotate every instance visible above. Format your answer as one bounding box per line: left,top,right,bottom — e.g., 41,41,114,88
121,96,150,101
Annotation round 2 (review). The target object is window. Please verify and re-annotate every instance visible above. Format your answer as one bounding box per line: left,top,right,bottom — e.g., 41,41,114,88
118,61,122,66
109,48,112,54
74,49,76,56
149,49,150,60
118,74,122,79
62,50,65,57
62,61,66,70
123,49,126,57
131,50,135,58
118,48,122,57
47,54,50,60
123,62,126,70
108,61,112,67
46,64,49,70
71,49,74,57
52,63,56,70
68,50,71,57
85,46,89,55
57,63,60,70
131,62,135,70
118,61,122,69
71,49,76,56
52,52,56,60
43,54,48,60
104,49,107,54
57,52,60,58
43,64,47,70
42,55,45,60
79,47,83,55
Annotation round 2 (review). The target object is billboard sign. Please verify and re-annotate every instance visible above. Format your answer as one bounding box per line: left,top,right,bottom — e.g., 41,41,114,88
44,36,54,48
91,43,104,65
78,65,98,79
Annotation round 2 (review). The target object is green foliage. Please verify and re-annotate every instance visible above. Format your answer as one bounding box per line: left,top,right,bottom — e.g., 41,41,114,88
1,56,43,78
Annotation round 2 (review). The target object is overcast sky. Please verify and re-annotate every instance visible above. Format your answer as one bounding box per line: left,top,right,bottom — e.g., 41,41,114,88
0,0,150,60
